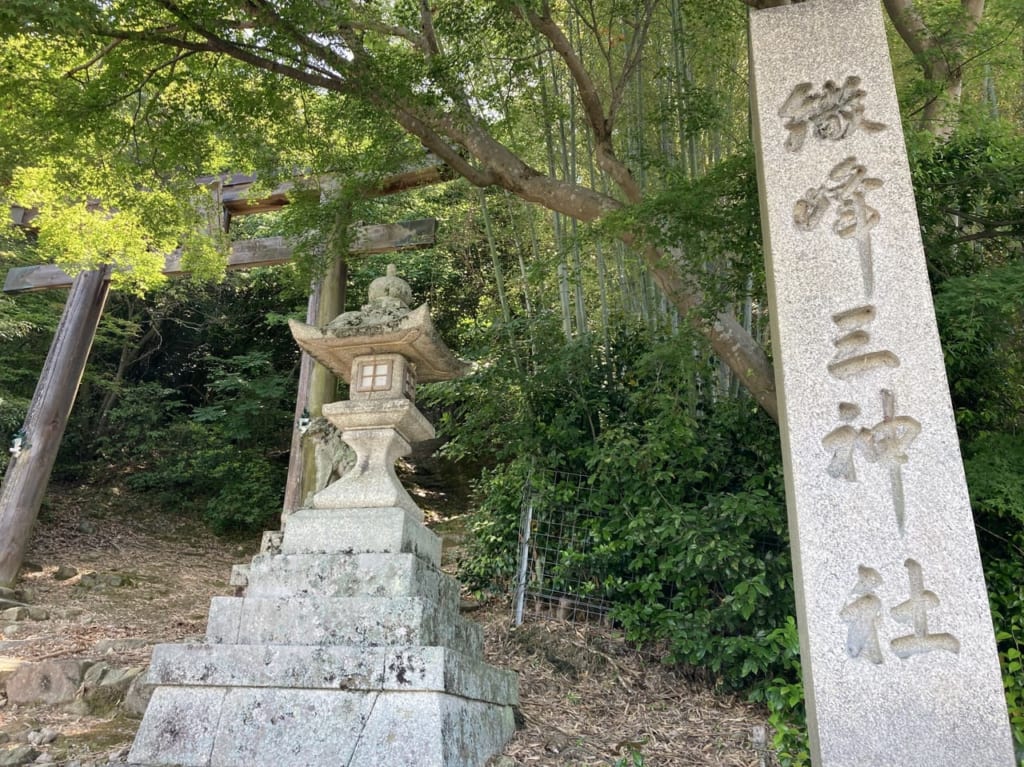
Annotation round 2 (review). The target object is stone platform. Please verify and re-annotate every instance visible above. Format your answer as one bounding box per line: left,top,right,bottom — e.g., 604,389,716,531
127,508,518,767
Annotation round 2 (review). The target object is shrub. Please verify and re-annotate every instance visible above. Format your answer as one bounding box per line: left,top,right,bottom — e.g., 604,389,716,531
97,353,291,532
433,319,796,690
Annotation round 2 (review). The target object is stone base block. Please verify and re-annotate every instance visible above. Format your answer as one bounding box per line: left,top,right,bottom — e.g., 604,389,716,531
146,643,517,704
128,687,516,767
280,507,441,566
205,595,483,657
259,530,282,555
244,552,456,603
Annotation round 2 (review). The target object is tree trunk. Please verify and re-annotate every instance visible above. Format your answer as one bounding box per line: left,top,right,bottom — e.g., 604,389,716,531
882,0,986,137
0,268,111,587
93,322,160,439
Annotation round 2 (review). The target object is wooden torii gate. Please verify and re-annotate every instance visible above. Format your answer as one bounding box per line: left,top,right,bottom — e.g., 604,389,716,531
0,165,449,586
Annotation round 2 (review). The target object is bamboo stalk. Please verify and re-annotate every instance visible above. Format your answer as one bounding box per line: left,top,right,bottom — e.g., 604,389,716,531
551,50,587,335
581,108,611,341
479,189,512,327
541,52,575,339
504,193,534,321
557,263,573,341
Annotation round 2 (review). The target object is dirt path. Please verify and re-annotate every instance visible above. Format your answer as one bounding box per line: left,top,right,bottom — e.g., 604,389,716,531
0,482,772,766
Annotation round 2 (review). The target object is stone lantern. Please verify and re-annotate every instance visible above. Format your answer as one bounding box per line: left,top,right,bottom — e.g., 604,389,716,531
127,265,516,767
288,263,469,515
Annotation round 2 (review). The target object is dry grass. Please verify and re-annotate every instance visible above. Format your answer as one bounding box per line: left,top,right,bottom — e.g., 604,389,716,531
479,613,771,766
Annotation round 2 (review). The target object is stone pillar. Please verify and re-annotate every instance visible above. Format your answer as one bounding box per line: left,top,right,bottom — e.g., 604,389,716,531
749,2,1014,765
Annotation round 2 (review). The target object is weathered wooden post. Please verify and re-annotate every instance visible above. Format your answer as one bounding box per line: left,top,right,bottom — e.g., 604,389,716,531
0,267,111,586
281,257,347,516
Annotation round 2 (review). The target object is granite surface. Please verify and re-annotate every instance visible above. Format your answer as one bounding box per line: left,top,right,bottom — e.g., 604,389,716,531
749,1,1014,764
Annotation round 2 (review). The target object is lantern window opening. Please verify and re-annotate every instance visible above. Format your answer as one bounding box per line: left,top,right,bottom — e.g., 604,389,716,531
356,359,394,393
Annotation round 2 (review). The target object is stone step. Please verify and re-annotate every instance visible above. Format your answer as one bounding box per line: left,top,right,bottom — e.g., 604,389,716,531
279,506,441,566
243,552,457,603
228,564,249,589
146,643,517,706
128,687,516,767
206,595,483,657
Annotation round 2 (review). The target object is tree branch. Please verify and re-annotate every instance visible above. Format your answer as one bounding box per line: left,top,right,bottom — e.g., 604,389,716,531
952,229,1020,244
522,5,642,203
115,26,346,91
338,19,426,49
523,7,609,143
882,0,935,62
132,51,198,97
387,108,499,188
608,1,657,125
241,0,354,79
570,0,612,91
419,0,442,56
63,40,124,80
882,0,988,134
941,207,1021,228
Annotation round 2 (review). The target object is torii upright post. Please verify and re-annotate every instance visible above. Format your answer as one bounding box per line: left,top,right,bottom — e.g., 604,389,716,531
0,267,111,586
281,255,347,516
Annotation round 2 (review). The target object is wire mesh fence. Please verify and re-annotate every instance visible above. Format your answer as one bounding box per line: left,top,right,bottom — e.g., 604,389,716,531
513,466,615,626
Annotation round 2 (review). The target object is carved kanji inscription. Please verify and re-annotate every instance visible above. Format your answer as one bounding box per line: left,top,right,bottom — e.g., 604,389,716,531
828,305,900,380
841,565,885,664
779,76,887,152
890,559,961,659
841,561,960,664
794,157,883,297
822,389,920,533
